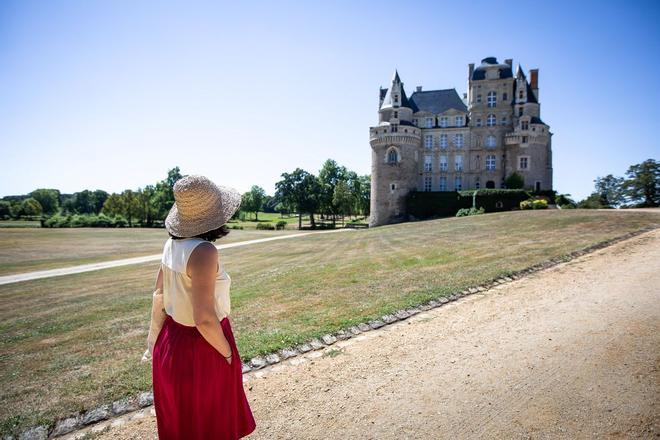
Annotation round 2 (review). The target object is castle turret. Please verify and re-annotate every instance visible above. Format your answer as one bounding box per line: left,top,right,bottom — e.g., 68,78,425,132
369,70,421,227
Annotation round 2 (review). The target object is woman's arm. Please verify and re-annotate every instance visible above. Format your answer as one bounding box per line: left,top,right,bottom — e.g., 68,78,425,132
188,242,233,364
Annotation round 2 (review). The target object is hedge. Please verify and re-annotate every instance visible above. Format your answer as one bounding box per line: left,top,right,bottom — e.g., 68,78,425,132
407,189,536,219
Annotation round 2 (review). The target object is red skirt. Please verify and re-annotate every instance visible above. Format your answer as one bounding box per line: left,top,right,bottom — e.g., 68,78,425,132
152,315,256,439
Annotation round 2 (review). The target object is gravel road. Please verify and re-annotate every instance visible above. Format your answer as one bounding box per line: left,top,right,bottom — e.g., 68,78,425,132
92,228,660,439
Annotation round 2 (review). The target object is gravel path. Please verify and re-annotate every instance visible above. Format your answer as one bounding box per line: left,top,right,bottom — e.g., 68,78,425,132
0,229,352,285
92,229,660,439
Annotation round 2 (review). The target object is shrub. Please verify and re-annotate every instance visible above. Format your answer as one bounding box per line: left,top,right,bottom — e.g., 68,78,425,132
456,207,485,217
520,200,533,210
113,216,128,227
229,225,244,230
532,199,548,209
275,220,287,230
256,222,275,230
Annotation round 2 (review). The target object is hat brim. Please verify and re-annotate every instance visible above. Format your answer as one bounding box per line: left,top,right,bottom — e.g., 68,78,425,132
165,185,241,238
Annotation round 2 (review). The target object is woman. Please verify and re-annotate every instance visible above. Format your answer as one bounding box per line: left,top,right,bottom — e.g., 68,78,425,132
151,174,256,439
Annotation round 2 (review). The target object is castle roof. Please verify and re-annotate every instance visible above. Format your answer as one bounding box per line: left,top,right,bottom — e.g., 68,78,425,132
379,86,412,109
409,89,467,114
471,57,513,81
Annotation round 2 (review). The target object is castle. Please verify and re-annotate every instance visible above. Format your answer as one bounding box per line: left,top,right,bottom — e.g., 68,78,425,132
369,57,553,227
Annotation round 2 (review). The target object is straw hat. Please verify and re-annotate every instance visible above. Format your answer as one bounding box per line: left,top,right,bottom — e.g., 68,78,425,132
165,175,241,238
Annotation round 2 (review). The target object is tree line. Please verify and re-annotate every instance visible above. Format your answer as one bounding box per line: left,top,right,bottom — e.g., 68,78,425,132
0,159,371,229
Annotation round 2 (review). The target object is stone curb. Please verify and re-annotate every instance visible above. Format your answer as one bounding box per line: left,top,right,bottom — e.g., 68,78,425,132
12,226,656,439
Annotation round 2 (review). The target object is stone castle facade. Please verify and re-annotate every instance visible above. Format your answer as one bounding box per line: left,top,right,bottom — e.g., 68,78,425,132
369,57,553,227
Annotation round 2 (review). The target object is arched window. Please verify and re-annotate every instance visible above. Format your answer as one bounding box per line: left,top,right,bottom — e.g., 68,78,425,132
486,135,497,148
487,91,497,108
486,180,495,189
387,147,399,164
487,114,496,126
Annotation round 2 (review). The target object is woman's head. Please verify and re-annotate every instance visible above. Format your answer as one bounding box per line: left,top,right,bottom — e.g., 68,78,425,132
164,175,241,239
169,224,230,242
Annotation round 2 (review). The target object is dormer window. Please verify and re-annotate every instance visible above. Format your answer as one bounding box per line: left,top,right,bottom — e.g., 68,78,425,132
425,117,434,128
518,107,523,117
454,116,463,127
519,90,524,99
521,120,529,130
439,117,448,127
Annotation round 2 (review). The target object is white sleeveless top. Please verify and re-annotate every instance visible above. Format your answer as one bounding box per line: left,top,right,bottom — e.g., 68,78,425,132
160,237,231,326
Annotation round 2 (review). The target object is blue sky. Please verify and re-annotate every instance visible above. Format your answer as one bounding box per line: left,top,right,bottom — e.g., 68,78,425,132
1,0,658,200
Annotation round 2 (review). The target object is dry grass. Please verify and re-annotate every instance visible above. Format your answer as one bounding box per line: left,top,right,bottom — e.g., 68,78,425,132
0,209,658,435
0,227,297,276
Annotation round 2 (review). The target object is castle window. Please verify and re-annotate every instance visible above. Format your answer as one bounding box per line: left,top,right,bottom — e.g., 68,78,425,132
476,119,482,127
535,181,541,192
394,111,398,119
454,116,463,127
391,124,398,133
387,148,398,164
424,155,433,172
486,180,495,189
501,116,507,125
439,176,447,191
391,183,396,191
475,181,480,189
503,92,508,101
487,91,497,108
455,155,463,171
519,90,524,99
454,176,462,191
440,134,448,148
424,135,433,149
454,133,464,148
487,114,496,126
412,119,418,126
521,120,529,130
486,135,497,148
424,176,432,192
522,136,529,144
425,117,434,128
476,95,482,103
439,155,448,171
518,107,523,117
439,116,448,127
486,154,496,170
518,156,529,170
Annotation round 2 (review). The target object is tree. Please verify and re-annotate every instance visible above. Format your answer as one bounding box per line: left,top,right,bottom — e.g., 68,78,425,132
240,192,255,220
29,189,60,215
333,180,354,225
248,185,266,220
20,198,43,216
102,194,125,218
0,201,12,219
594,174,625,208
122,190,140,227
577,192,609,209
504,172,524,189
622,159,659,207
136,186,157,226
318,159,348,226
92,190,109,214
275,168,321,229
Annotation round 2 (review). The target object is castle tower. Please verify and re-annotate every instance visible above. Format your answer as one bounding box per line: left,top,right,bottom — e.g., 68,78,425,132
369,71,421,227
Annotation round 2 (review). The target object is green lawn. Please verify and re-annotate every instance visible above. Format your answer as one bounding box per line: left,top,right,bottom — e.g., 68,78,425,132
0,227,298,276
0,210,658,436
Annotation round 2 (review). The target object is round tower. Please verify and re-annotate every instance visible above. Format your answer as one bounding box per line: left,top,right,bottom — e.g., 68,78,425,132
369,71,421,227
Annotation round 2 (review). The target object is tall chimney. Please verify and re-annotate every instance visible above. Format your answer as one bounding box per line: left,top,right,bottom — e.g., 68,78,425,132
530,69,539,89
468,63,474,79
505,58,513,67
416,86,422,92
529,69,539,100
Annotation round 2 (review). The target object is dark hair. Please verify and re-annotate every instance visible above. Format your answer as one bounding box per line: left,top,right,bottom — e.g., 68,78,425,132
169,224,230,242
